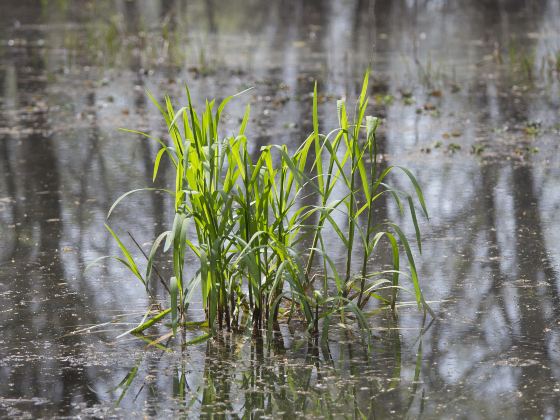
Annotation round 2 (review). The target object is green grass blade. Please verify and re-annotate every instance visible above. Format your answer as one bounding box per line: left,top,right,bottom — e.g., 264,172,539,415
105,224,145,286
387,223,422,307
146,231,170,280
395,166,429,218
170,276,178,335
107,188,172,219
130,308,171,334
407,196,422,253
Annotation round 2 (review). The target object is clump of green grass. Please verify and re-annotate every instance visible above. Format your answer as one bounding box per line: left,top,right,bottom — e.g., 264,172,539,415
93,70,431,341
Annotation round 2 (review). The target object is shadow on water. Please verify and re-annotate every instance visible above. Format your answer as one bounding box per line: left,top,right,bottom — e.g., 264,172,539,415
1,0,560,417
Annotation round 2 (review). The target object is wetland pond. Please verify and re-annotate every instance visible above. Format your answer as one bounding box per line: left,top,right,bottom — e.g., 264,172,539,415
1,0,560,418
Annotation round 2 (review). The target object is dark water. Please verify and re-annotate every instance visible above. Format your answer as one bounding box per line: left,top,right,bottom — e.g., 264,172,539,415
1,0,560,418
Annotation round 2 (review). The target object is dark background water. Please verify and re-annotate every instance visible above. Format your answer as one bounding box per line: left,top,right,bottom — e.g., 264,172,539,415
1,0,560,418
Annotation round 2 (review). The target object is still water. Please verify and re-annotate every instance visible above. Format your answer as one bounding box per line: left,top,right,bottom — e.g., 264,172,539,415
1,0,560,418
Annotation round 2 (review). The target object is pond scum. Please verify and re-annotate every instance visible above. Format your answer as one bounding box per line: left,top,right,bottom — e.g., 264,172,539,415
90,70,433,344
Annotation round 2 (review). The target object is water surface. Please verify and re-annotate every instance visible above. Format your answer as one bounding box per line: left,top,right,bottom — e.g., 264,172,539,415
1,0,560,418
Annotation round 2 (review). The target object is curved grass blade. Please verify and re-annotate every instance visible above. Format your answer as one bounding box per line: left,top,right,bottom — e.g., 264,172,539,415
395,166,429,218
146,231,170,280
107,188,173,219
105,224,145,287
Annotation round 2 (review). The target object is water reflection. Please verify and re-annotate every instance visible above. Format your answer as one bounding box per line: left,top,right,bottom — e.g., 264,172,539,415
1,0,560,417
104,320,428,418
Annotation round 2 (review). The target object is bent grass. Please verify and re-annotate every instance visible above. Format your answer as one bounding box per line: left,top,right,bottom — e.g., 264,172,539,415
90,70,432,343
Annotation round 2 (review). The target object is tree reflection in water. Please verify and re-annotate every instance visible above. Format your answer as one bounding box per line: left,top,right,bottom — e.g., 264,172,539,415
1,0,560,417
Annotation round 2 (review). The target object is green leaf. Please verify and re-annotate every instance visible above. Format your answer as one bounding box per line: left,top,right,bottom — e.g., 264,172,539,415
107,188,173,219
153,148,167,182
105,224,145,286
169,106,187,132
84,255,112,273
164,213,182,253
130,308,171,334
185,333,212,346
170,276,178,335
146,231,170,280
396,166,429,218
387,223,422,307
239,103,251,136
408,196,422,253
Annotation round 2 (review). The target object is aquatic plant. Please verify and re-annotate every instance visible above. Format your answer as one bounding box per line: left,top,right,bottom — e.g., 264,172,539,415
95,70,431,341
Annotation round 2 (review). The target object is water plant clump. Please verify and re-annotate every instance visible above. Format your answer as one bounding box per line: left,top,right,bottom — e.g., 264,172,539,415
96,70,432,340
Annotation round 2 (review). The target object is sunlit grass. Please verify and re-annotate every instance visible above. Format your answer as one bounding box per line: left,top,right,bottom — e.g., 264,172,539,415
92,70,431,342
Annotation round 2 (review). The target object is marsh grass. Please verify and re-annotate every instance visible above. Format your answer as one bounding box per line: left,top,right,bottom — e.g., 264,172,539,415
94,70,432,341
